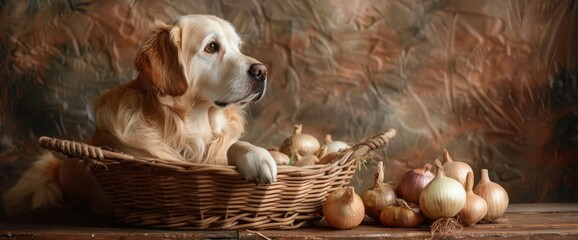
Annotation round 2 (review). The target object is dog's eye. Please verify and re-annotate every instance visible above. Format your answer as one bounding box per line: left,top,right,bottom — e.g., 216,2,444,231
205,42,219,53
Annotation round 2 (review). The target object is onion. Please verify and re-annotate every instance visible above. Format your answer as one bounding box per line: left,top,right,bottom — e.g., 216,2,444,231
457,172,488,226
316,145,327,158
294,154,319,167
319,151,345,164
420,159,466,220
396,163,435,204
473,169,509,220
279,124,320,157
323,134,350,155
442,149,473,187
360,161,397,221
322,186,365,229
380,199,425,228
268,147,290,165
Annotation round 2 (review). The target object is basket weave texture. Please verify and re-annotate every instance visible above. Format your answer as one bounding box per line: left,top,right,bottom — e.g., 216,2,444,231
39,129,396,230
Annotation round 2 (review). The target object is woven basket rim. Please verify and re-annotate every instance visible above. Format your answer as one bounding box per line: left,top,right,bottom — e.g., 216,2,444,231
38,129,396,175
91,152,354,173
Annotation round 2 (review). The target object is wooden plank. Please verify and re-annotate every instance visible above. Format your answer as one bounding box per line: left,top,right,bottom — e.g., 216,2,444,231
506,203,578,213
238,205,578,240
0,209,238,240
1,204,577,240
0,230,238,240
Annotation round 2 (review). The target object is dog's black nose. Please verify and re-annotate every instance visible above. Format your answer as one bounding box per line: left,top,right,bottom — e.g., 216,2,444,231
249,63,267,82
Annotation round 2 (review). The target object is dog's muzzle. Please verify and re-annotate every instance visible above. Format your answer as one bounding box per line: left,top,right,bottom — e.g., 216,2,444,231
214,63,267,107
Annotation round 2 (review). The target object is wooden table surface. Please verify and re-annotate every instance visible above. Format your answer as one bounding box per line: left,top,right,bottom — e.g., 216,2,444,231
1,203,577,239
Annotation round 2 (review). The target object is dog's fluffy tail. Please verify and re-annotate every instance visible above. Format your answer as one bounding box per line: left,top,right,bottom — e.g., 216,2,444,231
3,152,64,215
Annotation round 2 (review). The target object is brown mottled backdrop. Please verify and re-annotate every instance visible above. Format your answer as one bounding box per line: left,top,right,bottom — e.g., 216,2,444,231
1,0,577,212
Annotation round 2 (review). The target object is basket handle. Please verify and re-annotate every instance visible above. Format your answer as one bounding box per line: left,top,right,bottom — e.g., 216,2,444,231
38,136,135,161
340,128,397,164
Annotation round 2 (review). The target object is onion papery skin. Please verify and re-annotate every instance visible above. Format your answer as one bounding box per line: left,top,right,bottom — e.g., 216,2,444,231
380,200,425,228
319,151,344,164
294,154,319,167
268,149,290,165
397,163,434,204
324,134,350,154
323,187,365,229
419,160,466,220
442,150,473,187
361,162,397,221
473,169,509,220
279,124,321,157
458,172,488,226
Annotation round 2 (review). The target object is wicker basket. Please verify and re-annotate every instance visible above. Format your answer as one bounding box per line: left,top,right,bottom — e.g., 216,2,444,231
38,129,396,230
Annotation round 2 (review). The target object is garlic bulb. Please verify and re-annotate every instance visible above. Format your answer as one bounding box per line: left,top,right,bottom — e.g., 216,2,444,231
360,162,397,221
473,169,509,220
442,149,473,187
279,124,320,157
323,134,350,154
396,163,435,204
268,147,290,165
322,186,365,229
419,159,466,220
380,199,425,228
458,172,488,226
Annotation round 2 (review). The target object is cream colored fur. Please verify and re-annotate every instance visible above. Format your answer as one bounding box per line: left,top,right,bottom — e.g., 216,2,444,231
3,153,63,215
3,15,276,216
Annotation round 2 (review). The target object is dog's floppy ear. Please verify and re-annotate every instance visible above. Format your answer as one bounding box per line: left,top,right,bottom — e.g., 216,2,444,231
135,22,188,96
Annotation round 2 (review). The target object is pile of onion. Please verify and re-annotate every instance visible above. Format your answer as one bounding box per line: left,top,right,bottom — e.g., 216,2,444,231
360,161,397,221
420,159,466,234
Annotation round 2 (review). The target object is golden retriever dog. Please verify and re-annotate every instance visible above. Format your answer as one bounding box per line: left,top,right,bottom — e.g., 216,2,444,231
4,15,277,215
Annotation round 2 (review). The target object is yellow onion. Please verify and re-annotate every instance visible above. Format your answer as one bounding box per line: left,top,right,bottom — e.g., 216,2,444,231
419,159,466,220
380,199,425,228
316,145,328,158
319,151,345,164
360,161,397,221
268,147,290,165
473,169,509,220
396,163,435,204
294,154,319,167
457,172,488,226
323,134,350,155
279,124,320,157
442,149,473,187
322,186,365,229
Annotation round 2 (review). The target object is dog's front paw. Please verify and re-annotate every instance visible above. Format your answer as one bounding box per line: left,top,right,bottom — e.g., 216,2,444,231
228,143,277,185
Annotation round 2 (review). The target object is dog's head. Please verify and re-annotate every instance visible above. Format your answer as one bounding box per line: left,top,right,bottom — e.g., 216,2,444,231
135,15,266,107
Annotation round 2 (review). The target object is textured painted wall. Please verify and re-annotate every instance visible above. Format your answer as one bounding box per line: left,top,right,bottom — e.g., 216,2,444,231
1,0,577,208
